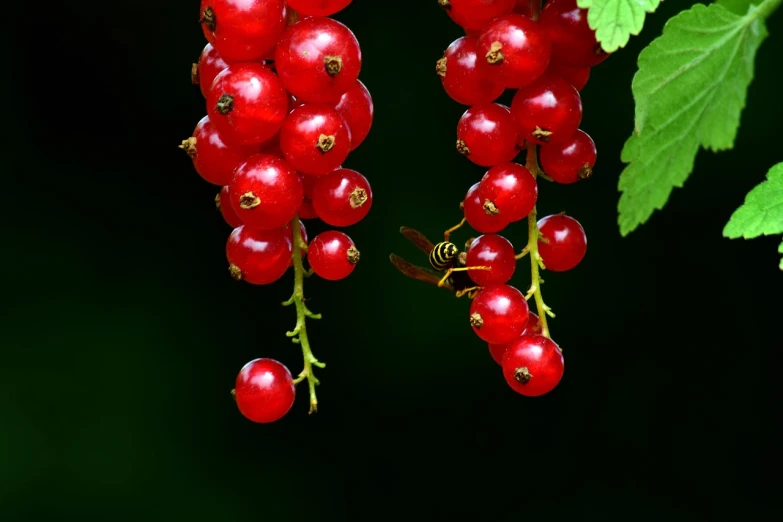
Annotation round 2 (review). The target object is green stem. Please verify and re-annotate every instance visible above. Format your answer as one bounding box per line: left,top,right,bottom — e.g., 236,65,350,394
530,0,542,21
283,216,324,414
756,0,782,20
525,144,554,338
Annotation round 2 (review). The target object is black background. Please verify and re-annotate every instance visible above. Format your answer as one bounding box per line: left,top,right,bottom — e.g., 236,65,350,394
2,1,782,520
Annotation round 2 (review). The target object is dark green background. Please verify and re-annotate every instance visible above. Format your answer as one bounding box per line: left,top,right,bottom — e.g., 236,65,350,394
3,1,781,520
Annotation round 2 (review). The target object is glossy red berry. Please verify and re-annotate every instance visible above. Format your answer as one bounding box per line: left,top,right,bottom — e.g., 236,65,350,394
183,116,257,186
512,0,532,16
547,62,590,91
539,129,596,184
502,335,564,396
228,154,303,230
488,312,541,365
334,80,374,150
200,0,287,62
299,174,319,219
208,63,289,146
465,234,516,286
510,73,582,145
440,0,516,32
279,105,351,176
286,0,352,16
308,231,360,280
469,284,529,344
194,43,229,99
274,17,362,103
476,162,537,222
537,214,587,272
540,0,609,68
464,182,509,234
226,225,292,284
476,14,552,88
216,185,243,228
456,103,518,167
312,169,372,226
234,358,296,423
437,36,505,106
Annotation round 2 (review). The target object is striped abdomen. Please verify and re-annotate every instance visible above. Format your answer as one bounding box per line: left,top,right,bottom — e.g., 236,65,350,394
429,242,458,271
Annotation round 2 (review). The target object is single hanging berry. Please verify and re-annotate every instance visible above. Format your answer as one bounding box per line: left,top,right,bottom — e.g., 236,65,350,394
476,162,538,223
200,0,287,62
510,73,582,145
207,63,289,146
226,226,293,284
469,284,529,344
312,169,373,227
465,234,517,286
193,43,229,99
539,129,597,184
279,105,351,176
501,335,564,397
437,36,505,106
308,231,360,280
439,0,516,33
540,0,610,68
334,80,374,150
537,214,587,272
456,103,518,167
274,17,362,104
181,116,257,186
234,358,296,423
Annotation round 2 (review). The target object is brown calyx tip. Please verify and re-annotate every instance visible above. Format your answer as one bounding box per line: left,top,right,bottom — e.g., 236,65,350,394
456,139,470,155
514,367,533,384
200,7,216,32
483,199,499,216
532,126,553,142
214,193,222,209
317,134,336,153
349,187,368,209
324,55,343,76
594,42,608,57
191,63,200,85
179,137,197,157
435,57,447,77
216,93,234,115
578,163,593,180
457,251,467,266
347,246,360,264
228,264,243,281
238,191,261,210
486,42,504,65
469,312,484,328
438,0,452,10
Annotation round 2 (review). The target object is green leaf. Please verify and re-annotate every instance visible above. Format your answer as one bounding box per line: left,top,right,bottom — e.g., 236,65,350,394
576,0,662,53
617,3,768,236
717,0,762,15
723,163,783,238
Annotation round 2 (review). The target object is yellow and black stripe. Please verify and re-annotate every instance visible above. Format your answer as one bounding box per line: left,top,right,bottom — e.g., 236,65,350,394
429,242,458,271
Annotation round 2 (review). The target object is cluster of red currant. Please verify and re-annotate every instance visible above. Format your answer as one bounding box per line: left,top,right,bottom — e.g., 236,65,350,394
182,0,371,423
436,0,607,396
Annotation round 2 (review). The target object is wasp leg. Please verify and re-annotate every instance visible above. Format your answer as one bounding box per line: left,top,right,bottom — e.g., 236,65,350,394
436,265,491,288
455,286,482,298
443,217,467,242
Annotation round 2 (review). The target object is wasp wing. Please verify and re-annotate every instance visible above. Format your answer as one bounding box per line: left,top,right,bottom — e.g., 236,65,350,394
389,253,455,292
399,226,435,256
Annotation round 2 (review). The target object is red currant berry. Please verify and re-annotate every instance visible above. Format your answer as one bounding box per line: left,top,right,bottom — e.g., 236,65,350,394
182,116,257,186
437,36,505,106
439,0,516,32
299,174,319,219
308,231,360,281
216,185,243,228
537,214,587,272
208,63,289,146
464,182,509,234
510,73,582,145
469,284,529,344
476,162,537,222
512,0,532,17
539,129,596,184
234,358,296,423
476,14,552,88
194,43,229,99
334,80,373,150
286,0,352,16
274,17,362,103
540,0,609,68
488,312,541,365
456,103,518,167
229,154,303,230
465,234,516,286
547,62,590,91
200,0,287,62
279,105,351,176
502,335,564,397
226,225,292,284
312,168,372,227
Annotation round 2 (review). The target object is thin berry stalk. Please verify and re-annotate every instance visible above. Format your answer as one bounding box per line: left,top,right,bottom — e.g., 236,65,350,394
530,0,542,21
283,215,325,413
524,143,555,338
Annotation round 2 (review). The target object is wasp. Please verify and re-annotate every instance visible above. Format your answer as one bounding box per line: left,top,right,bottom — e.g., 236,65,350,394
389,219,490,298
